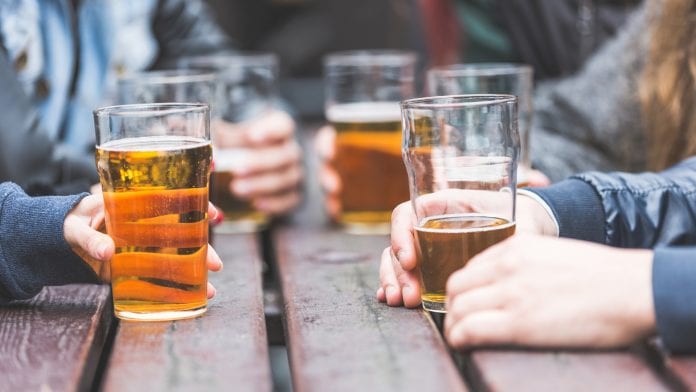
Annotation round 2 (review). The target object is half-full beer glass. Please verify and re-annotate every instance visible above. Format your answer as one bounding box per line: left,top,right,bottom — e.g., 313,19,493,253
324,50,416,234
401,95,519,313
427,64,533,186
94,103,212,321
179,54,279,232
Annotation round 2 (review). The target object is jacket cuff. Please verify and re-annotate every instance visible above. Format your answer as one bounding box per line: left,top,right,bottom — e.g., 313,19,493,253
652,246,696,354
525,179,605,243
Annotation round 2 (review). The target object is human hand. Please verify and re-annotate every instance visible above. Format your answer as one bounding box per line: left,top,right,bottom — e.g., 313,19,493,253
376,190,558,307
63,195,224,299
315,125,341,219
444,234,655,349
212,110,303,216
521,168,551,187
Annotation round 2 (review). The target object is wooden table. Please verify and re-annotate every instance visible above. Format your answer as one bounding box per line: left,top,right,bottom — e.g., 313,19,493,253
2,125,696,391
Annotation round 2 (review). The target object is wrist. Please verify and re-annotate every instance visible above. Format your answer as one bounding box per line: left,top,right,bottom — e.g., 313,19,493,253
516,189,559,236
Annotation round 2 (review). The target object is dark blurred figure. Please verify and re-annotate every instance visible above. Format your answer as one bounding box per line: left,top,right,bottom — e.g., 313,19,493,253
443,0,642,79
206,0,427,117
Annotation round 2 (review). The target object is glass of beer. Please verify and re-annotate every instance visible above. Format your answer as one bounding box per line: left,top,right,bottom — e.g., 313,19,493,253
401,95,519,313
117,69,217,108
178,53,279,233
94,103,212,322
324,50,417,234
427,64,533,186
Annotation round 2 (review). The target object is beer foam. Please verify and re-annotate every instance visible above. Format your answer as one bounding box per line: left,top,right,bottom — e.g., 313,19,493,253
99,136,210,151
326,102,402,123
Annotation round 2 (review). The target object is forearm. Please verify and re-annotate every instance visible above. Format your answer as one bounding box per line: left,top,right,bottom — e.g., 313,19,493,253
0,183,97,302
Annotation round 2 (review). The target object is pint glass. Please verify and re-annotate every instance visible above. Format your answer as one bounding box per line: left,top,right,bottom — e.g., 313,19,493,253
324,50,416,234
94,103,212,321
427,64,533,186
179,54,279,232
401,95,519,313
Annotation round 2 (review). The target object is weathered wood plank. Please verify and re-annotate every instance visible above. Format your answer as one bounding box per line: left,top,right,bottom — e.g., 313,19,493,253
102,233,272,392
276,228,468,392
664,357,696,390
468,350,670,392
0,284,112,391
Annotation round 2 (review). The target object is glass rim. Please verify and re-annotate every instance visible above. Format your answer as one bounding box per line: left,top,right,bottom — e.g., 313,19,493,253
401,94,517,109
118,69,217,85
93,102,210,118
428,63,533,77
323,49,417,67
178,52,279,69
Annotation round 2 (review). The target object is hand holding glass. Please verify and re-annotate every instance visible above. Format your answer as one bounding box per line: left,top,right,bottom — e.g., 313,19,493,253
94,103,212,321
401,95,519,313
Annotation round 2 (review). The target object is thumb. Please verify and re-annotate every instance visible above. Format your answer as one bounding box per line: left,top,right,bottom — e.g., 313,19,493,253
65,217,115,281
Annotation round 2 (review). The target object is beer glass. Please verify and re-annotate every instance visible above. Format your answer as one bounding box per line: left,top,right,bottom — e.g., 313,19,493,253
324,50,417,234
117,70,217,108
427,64,533,186
94,103,212,321
179,54,279,232
401,95,519,313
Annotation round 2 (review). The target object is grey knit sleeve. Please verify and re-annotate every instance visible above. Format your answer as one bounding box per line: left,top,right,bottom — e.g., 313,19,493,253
530,5,649,182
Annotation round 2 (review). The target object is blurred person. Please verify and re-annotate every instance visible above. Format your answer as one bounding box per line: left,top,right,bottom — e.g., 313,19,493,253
0,182,223,303
0,0,301,216
378,155,696,353
529,0,696,181
314,0,642,219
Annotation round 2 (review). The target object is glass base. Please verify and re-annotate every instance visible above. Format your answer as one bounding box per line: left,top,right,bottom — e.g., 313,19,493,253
422,295,446,313
115,306,207,322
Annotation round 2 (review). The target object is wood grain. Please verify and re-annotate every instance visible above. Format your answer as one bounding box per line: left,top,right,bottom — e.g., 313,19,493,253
664,356,696,390
468,350,670,392
0,284,112,391
275,227,468,392
102,233,271,392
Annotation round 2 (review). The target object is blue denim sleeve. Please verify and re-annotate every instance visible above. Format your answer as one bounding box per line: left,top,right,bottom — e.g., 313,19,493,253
0,182,98,302
652,246,696,354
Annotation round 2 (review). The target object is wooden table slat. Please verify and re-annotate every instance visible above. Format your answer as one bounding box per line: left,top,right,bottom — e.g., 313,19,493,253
102,233,272,392
468,350,671,392
663,357,696,390
276,228,468,392
0,284,112,391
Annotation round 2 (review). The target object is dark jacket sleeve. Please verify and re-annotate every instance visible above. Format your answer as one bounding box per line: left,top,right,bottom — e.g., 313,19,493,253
0,50,97,196
150,0,235,69
0,183,98,302
528,157,696,353
530,157,696,248
652,247,696,354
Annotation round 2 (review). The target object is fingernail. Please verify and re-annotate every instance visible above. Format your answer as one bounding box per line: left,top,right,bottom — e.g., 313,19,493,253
97,241,110,260
212,209,224,225
402,284,413,299
217,260,224,271
396,249,407,262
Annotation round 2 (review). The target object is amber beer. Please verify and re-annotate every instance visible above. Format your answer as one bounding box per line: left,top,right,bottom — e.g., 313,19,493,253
96,135,212,321
415,214,516,312
211,150,269,232
328,102,410,232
